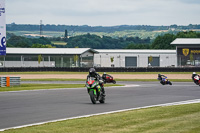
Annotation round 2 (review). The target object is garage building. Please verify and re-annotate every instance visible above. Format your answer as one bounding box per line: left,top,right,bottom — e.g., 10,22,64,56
94,49,176,67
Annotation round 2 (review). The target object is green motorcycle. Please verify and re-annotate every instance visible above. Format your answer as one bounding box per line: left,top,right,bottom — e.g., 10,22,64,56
86,77,105,104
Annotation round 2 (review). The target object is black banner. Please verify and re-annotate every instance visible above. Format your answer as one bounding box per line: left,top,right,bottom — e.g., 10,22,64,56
177,48,200,56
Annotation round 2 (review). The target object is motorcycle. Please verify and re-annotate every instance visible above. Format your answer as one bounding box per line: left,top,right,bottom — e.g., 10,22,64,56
102,73,116,84
157,76,172,85
86,77,105,104
192,74,200,86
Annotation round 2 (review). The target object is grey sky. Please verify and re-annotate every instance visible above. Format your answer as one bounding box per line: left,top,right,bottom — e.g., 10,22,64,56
6,0,200,26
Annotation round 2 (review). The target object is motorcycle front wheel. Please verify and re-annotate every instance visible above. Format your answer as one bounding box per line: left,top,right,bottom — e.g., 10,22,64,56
89,90,96,104
99,95,105,103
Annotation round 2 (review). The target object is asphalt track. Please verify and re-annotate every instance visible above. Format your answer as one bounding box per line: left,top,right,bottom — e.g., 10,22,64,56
0,81,200,130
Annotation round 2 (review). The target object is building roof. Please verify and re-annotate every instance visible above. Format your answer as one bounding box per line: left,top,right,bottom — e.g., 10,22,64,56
95,49,176,54
6,48,98,55
171,38,200,45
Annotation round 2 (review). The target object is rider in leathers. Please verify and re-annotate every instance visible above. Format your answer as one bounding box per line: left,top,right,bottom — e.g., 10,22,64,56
87,68,105,96
158,74,167,84
192,72,199,84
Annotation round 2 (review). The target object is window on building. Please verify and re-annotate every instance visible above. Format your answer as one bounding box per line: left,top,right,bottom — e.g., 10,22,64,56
125,57,137,67
148,56,160,67
5,55,21,61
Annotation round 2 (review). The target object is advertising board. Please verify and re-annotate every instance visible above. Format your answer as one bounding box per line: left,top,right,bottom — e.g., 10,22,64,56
0,0,6,55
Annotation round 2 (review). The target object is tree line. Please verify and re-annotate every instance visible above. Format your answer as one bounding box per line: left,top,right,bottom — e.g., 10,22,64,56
6,33,55,48
6,31,200,49
6,23,200,32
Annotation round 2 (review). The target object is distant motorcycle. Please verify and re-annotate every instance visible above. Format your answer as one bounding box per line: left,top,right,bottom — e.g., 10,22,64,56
157,75,172,85
102,73,116,84
86,77,105,104
192,73,200,86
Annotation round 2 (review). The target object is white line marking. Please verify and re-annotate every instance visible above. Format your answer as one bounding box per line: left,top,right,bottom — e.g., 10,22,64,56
109,84,140,88
0,84,139,94
1,99,200,132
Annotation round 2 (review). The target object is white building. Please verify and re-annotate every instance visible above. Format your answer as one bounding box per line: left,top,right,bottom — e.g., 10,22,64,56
94,49,176,67
0,48,177,68
0,48,97,67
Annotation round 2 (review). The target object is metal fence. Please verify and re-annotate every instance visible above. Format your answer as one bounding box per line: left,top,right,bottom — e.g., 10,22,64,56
0,77,20,87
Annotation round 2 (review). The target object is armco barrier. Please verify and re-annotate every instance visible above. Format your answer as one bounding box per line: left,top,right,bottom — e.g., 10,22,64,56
0,77,20,87
0,77,7,87
0,67,200,72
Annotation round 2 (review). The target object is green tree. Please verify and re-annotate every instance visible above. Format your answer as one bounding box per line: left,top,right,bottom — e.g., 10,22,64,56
32,44,55,48
151,34,176,49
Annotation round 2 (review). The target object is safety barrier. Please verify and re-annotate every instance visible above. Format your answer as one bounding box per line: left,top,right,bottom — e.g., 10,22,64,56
0,77,20,87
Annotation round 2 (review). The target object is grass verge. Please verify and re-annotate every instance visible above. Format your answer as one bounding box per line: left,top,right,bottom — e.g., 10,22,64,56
2,103,200,133
51,41,67,45
21,79,86,81
0,84,123,92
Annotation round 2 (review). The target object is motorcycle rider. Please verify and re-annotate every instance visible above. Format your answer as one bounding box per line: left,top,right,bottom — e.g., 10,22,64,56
158,74,167,84
102,72,107,83
192,72,199,84
87,68,105,96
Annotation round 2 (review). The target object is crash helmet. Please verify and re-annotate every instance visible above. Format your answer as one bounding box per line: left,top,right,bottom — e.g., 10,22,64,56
193,72,196,74
89,68,96,77
158,74,161,77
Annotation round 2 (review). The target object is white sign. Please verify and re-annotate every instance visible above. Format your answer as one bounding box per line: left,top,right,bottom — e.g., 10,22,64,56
0,0,6,55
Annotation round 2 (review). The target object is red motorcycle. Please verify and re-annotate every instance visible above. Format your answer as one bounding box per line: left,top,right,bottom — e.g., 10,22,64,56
192,74,200,86
102,73,116,84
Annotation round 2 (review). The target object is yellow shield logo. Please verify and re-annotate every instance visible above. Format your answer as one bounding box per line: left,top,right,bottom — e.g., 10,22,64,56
182,48,189,56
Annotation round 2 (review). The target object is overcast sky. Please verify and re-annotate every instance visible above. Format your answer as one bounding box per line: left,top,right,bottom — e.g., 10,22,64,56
5,0,200,26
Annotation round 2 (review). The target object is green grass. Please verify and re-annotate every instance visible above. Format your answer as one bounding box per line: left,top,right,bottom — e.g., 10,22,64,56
0,84,122,92
7,31,65,37
22,78,86,81
51,41,67,45
72,30,165,39
0,72,88,75
7,30,165,39
3,103,200,133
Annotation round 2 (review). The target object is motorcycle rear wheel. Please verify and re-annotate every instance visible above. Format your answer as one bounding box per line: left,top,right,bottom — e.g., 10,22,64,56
89,90,96,104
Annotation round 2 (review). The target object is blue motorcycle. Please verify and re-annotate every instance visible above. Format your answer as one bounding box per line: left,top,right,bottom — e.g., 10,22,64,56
157,76,172,85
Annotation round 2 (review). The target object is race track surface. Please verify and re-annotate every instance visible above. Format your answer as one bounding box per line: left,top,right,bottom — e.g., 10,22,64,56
0,81,200,130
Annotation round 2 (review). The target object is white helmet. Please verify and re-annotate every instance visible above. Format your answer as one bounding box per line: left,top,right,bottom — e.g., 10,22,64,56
193,72,196,74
